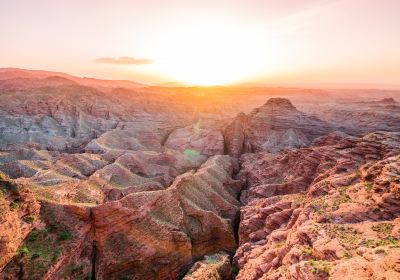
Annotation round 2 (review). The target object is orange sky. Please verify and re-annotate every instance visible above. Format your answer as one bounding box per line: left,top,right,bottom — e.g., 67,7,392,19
0,0,399,87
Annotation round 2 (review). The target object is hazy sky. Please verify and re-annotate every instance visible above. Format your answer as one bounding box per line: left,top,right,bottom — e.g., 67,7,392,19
1,0,399,86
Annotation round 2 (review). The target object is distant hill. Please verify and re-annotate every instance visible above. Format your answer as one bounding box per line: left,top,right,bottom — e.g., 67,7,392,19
0,68,146,90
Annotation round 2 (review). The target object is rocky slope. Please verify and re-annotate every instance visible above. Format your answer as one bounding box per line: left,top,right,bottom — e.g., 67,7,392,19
183,252,232,280
1,156,241,280
0,173,40,271
235,131,400,279
91,155,241,279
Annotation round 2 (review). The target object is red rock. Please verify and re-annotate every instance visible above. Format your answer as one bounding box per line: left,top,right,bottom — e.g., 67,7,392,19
234,132,400,280
0,174,40,270
1,201,93,280
183,252,232,280
91,155,241,279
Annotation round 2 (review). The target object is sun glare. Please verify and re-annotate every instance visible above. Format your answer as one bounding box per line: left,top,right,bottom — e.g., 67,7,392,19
150,21,268,86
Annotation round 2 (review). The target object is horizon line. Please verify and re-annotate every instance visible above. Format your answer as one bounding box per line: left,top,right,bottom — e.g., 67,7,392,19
1,66,400,91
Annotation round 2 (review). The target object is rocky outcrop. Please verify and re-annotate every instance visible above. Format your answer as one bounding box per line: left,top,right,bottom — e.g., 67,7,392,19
223,113,248,158
224,98,335,156
183,252,232,280
1,201,93,280
0,173,40,270
234,132,400,280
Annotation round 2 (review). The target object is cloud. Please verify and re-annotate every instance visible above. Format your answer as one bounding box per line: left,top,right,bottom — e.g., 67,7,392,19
95,56,154,65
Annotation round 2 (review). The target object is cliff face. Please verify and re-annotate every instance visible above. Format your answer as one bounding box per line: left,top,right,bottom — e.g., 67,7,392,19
1,72,400,280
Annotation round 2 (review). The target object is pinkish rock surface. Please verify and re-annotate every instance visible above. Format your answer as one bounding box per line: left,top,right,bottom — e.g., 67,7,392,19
0,173,40,270
234,132,400,280
224,98,335,156
183,252,232,280
91,155,241,279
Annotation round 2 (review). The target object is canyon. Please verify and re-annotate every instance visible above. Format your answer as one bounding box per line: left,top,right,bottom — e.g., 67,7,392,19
0,69,400,280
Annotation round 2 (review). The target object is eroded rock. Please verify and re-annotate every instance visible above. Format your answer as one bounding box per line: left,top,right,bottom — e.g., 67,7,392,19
91,155,241,279
235,132,400,280
0,173,40,270
224,98,335,156
183,252,232,280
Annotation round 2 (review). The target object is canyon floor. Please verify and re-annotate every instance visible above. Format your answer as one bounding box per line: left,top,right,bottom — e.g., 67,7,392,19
1,69,400,280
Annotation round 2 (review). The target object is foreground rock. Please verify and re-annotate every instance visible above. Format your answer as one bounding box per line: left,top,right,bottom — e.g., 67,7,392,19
235,132,400,280
2,156,241,280
2,201,93,280
183,252,232,280
0,173,40,270
92,155,241,279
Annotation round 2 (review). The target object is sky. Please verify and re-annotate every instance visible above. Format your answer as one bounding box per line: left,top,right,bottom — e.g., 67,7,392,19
0,0,400,87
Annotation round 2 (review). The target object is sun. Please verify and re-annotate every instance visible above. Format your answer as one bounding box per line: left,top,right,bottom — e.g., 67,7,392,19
149,21,268,86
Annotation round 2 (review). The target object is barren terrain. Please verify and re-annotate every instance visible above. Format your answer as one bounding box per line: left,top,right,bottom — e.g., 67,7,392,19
1,69,400,280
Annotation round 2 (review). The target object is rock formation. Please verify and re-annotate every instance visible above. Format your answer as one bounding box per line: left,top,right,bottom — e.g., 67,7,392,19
224,98,335,156
235,131,400,279
183,252,232,280
91,155,241,279
0,173,40,270
1,156,241,280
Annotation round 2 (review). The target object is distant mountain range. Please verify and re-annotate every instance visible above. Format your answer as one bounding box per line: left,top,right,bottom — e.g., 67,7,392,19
0,67,146,90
